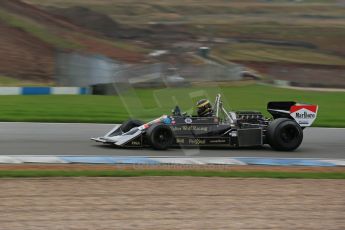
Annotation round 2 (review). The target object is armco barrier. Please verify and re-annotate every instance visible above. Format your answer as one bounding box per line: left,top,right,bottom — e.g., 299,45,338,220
0,156,344,167
0,87,89,95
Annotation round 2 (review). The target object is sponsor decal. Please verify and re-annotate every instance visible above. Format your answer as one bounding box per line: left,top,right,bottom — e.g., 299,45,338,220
184,118,192,124
131,141,141,146
290,105,318,127
196,117,213,121
295,112,315,119
139,124,149,130
290,105,317,113
147,115,168,125
209,139,227,143
230,131,237,137
183,125,208,131
170,126,181,131
171,126,208,132
189,139,206,145
175,138,185,144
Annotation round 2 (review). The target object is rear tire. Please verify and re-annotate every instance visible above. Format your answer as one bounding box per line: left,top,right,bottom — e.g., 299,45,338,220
146,124,173,150
267,118,303,151
120,119,144,133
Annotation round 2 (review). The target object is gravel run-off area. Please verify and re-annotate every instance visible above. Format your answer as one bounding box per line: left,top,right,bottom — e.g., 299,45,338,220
1,177,344,230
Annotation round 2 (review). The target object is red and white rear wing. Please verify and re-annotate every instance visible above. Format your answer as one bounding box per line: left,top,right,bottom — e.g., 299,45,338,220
290,104,318,127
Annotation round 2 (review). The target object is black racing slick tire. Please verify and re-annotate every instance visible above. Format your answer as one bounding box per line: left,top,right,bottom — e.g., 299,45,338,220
146,124,174,150
267,118,303,151
120,119,144,133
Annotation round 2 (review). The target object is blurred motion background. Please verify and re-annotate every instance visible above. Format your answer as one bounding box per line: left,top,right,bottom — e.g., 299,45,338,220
0,0,344,125
1,0,344,88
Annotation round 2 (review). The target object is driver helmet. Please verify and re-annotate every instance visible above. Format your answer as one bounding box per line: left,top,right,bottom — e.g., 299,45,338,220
196,99,213,117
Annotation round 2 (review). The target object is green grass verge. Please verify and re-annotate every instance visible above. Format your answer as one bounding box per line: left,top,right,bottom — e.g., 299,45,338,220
0,76,54,86
0,76,22,86
0,85,344,127
0,170,344,179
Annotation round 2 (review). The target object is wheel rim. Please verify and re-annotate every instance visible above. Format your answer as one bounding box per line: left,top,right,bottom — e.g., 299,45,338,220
280,125,299,143
154,129,171,146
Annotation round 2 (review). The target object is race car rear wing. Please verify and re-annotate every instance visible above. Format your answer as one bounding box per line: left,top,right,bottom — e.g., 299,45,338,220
267,101,318,127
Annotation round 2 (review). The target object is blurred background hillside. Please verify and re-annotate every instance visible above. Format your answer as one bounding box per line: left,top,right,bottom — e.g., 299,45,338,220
0,0,344,88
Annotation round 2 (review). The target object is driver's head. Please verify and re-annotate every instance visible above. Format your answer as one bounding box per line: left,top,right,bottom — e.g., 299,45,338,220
196,99,213,117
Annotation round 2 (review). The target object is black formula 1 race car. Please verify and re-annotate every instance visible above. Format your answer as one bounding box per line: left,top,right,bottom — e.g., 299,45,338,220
91,94,318,151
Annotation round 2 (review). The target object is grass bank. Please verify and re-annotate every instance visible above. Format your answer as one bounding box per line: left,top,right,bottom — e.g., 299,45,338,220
0,76,54,86
0,85,344,127
0,169,344,179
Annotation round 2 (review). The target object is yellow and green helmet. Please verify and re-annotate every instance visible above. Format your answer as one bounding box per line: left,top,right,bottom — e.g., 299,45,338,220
196,99,213,116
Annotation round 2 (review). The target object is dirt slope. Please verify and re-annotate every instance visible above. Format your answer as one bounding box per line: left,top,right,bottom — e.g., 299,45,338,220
0,0,83,32
0,21,54,81
0,0,144,82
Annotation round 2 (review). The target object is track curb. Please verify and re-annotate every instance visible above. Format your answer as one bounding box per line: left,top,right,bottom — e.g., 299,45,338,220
1,156,344,167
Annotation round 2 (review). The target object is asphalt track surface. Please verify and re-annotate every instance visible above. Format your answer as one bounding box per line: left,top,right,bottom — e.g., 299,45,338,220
0,122,344,158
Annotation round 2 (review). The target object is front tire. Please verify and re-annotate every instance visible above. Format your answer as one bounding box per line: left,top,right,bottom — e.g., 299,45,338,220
146,124,173,150
267,118,303,151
